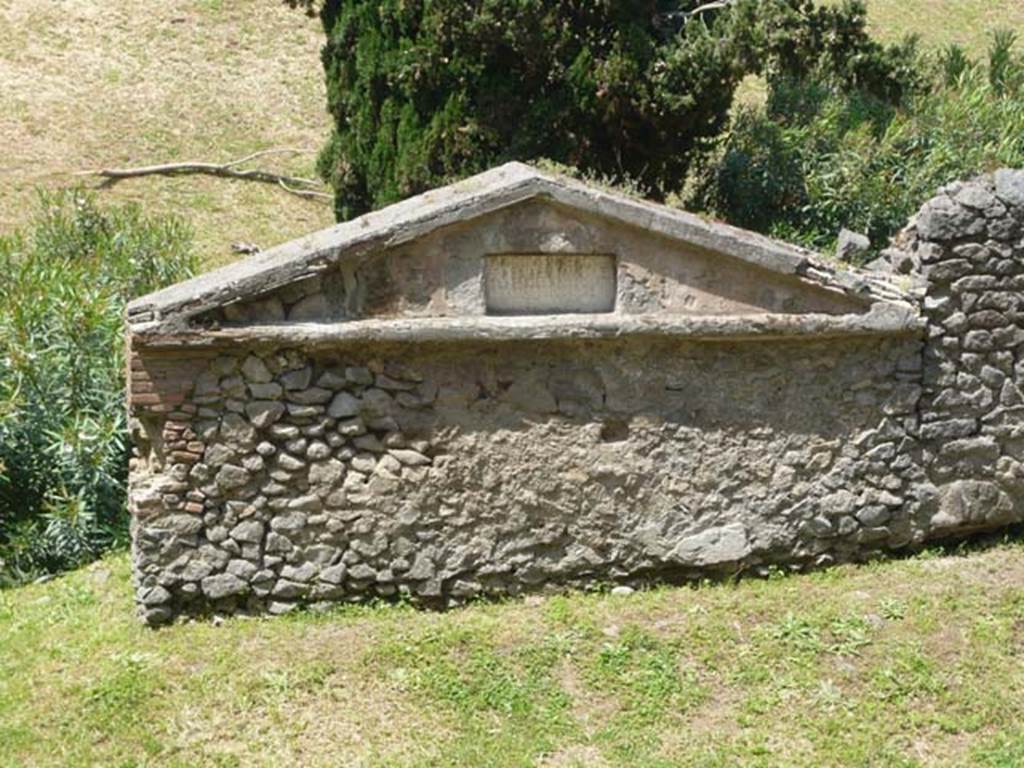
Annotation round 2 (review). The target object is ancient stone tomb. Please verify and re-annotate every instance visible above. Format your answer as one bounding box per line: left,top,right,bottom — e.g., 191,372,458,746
126,162,1024,625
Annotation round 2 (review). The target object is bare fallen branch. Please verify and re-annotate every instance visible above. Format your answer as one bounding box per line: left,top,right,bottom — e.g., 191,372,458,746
75,149,331,203
277,179,333,201
658,0,734,26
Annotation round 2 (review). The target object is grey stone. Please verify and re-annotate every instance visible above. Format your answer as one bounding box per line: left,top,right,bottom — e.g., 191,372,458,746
351,453,377,473
286,403,322,418
360,389,393,419
280,366,313,391
241,454,264,474
230,520,264,544
353,434,385,453
201,573,248,600
941,436,1000,463
271,579,309,598
289,495,323,512
249,382,283,400
375,454,402,477
288,387,333,405
308,459,345,486
855,505,891,528
220,413,256,444
320,563,347,585
265,532,294,553
270,512,307,534
348,563,377,581
281,562,318,583
994,169,1024,208
346,366,374,387
285,438,308,455
375,374,415,391
336,417,366,436
246,400,286,428
389,449,431,467
836,228,871,261
226,559,259,581
670,524,751,567
268,424,300,440
153,514,204,536
215,464,250,491
141,605,174,625
317,369,348,390
955,184,1000,213
917,196,985,241
141,586,172,606
328,392,361,419
241,355,273,384
277,453,306,471
220,375,246,399
406,552,436,581
306,441,332,461
931,480,1015,532
821,490,856,516
267,600,298,615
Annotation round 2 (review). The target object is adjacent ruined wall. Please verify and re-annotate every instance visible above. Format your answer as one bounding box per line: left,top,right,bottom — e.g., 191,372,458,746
128,169,1024,626
884,169,1024,535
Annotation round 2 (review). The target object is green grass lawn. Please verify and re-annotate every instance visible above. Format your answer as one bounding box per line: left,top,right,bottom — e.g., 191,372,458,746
3,540,1024,767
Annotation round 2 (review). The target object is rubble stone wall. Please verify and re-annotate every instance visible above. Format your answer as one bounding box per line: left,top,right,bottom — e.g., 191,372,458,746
129,335,920,625
128,169,1024,625
889,169,1024,535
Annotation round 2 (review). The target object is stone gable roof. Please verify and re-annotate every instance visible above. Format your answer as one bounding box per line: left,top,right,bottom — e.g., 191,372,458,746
127,162,912,335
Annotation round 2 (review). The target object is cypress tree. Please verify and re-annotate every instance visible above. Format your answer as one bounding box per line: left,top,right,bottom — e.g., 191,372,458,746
311,0,747,220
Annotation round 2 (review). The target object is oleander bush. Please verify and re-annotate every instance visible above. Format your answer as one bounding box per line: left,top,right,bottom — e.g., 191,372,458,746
0,191,196,585
691,31,1024,256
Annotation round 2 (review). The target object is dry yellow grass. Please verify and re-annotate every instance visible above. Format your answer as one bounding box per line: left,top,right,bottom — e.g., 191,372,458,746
856,0,1024,53
0,0,333,265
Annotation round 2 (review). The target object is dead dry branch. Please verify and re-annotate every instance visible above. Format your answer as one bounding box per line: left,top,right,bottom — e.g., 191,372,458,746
77,149,332,202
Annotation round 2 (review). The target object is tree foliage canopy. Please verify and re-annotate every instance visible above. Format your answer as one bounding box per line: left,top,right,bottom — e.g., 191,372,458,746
286,0,919,223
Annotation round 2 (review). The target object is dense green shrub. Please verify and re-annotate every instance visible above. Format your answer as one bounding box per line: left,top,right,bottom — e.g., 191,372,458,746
691,33,1024,256
298,0,914,221
0,192,196,584
311,0,747,220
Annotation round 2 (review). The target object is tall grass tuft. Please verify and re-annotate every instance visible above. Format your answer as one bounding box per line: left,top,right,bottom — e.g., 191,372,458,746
0,191,196,584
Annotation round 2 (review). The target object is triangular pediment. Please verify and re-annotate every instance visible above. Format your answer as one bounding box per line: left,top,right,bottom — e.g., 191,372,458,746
127,163,912,338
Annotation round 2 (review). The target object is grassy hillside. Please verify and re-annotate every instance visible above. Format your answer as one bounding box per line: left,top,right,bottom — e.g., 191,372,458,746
1,0,1022,266
0,0,333,266
854,0,1024,53
3,542,1024,767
